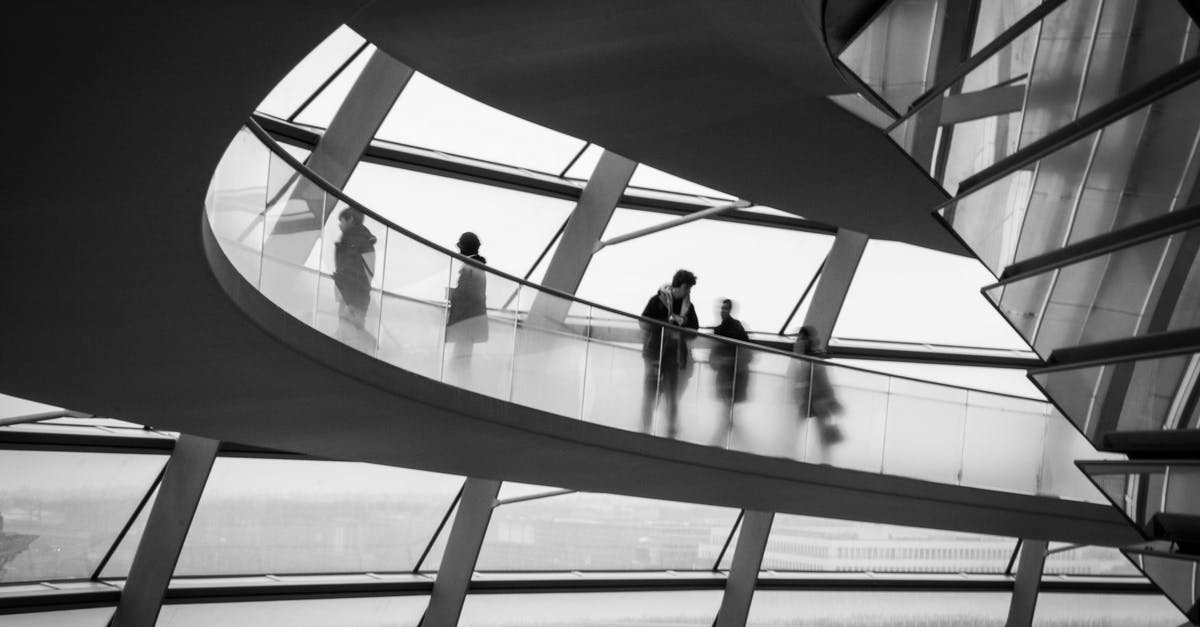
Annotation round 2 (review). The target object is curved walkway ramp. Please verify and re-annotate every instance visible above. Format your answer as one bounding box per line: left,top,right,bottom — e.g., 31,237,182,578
201,121,1132,546
4,1,1131,546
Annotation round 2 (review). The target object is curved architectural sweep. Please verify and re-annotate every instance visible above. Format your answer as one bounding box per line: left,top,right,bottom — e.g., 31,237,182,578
198,121,1134,545
2,1,1132,547
348,0,960,254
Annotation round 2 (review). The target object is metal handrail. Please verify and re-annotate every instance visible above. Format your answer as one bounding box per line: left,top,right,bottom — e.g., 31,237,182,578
241,119,1053,403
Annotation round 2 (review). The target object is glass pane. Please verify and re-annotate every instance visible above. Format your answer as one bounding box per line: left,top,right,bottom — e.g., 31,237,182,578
291,45,374,128
802,365,889,472
960,392,1046,493
99,486,157,578
377,73,585,174
208,128,269,283
259,159,328,326
510,288,590,418
748,589,1183,625
985,223,1200,358
580,313,648,433
477,492,738,571
730,351,801,459
377,232,452,380
765,514,1014,573
942,79,1200,277
749,590,1012,625
839,0,941,113
1034,353,1200,445
459,590,722,626
1042,545,1140,576
0,451,165,582
155,596,427,627
1038,413,1109,502
834,240,1028,349
172,458,462,576
881,378,967,484
343,162,574,277
441,260,517,399
937,0,1197,194
257,26,366,119
1134,552,1200,621
578,209,832,333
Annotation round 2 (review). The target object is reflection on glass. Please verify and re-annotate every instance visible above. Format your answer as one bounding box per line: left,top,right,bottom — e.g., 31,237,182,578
207,127,1112,503
155,596,427,627
941,78,1200,277
931,0,1197,195
985,223,1200,359
1034,353,1200,447
838,0,941,113
0,451,165,582
167,458,461,576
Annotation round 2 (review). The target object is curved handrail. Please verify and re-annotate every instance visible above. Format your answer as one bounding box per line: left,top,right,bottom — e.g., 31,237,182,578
242,120,1044,402
207,121,1110,502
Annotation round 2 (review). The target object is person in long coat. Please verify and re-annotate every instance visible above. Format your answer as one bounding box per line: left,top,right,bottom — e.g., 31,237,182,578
446,231,489,357
640,269,699,439
711,298,751,444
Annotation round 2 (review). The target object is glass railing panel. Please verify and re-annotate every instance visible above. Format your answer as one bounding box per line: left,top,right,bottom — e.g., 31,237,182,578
1038,412,1108,501
510,288,590,418
258,159,329,327
673,335,736,447
731,351,804,460
315,203,386,356
208,126,1121,504
881,379,967,484
580,313,647,434
985,224,1200,358
804,365,889,472
377,230,452,381
960,392,1045,493
442,260,518,399
940,78,1200,277
1033,353,1200,445
838,0,942,114
208,128,269,283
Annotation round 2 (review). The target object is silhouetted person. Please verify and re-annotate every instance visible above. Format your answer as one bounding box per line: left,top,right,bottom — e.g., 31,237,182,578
333,208,376,350
640,269,699,438
711,298,751,445
446,232,488,360
789,325,843,453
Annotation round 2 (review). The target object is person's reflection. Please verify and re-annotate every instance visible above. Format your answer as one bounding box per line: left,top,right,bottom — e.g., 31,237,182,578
711,298,751,446
333,208,377,352
788,326,843,458
445,232,488,379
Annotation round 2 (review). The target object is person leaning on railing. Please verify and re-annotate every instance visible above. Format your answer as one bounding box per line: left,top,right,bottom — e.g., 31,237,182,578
639,269,699,439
